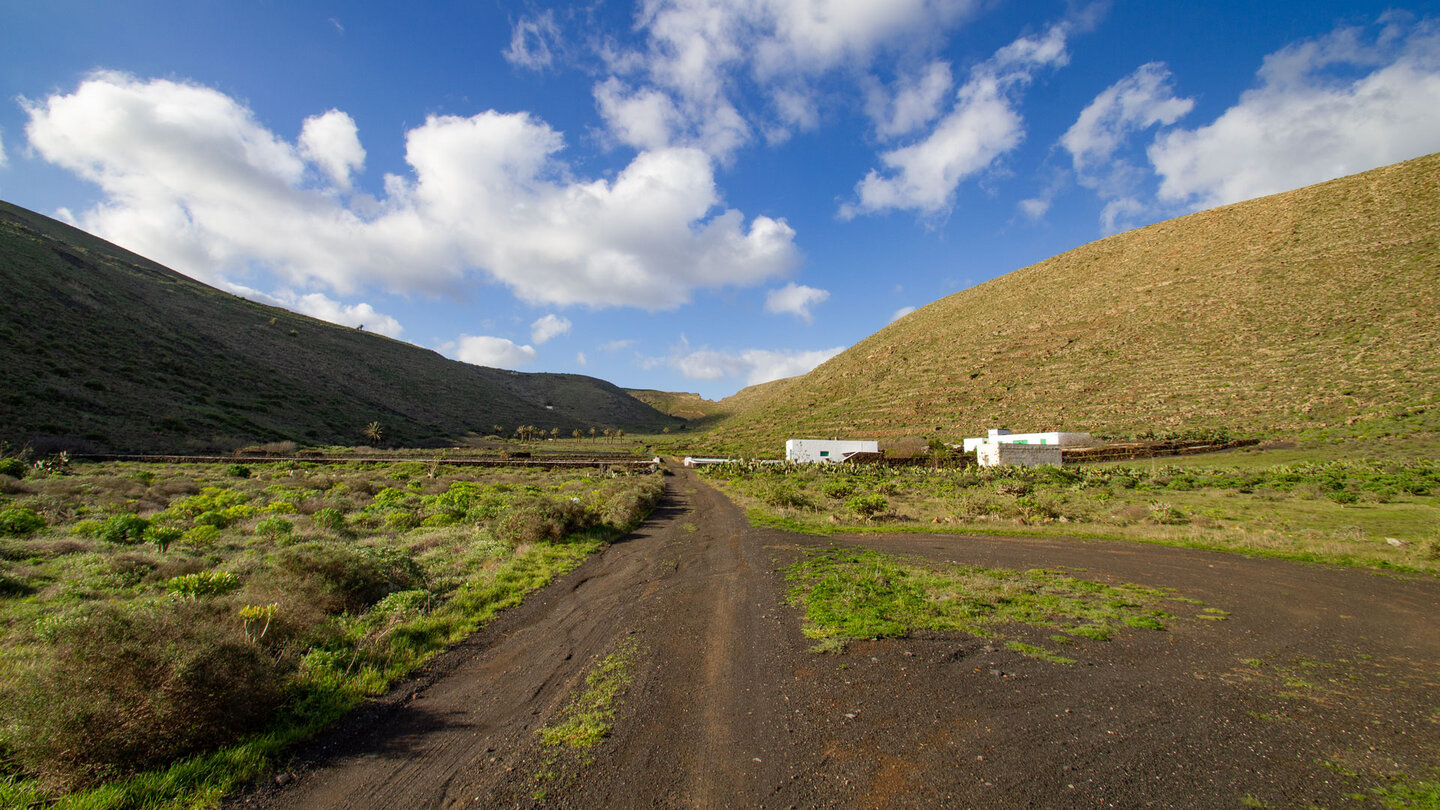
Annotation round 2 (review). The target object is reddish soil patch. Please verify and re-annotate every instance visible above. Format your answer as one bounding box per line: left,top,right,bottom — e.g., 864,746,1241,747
232,464,1440,808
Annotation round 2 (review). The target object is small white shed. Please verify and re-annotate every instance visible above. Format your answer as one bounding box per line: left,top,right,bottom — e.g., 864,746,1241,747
785,439,879,464
962,429,1095,454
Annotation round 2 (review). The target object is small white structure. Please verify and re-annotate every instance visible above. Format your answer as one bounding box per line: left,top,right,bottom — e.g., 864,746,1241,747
785,439,879,464
964,429,1096,468
962,429,1095,454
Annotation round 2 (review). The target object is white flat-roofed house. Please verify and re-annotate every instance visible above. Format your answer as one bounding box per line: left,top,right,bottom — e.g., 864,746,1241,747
962,429,1096,467
785,439,880,464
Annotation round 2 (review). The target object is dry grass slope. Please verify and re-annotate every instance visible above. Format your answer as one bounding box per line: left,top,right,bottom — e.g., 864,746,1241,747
709,153,1440,453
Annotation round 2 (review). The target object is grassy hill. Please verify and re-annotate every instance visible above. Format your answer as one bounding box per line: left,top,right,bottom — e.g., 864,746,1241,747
623,389,727,424
706,153,1440,455
0,201,681,453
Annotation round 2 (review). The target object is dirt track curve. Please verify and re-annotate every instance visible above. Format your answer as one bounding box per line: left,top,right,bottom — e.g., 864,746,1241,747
234,463,1440,809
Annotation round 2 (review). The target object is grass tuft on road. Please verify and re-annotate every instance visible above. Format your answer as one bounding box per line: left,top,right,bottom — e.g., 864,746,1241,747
785,547,1177,660
538,637,641,749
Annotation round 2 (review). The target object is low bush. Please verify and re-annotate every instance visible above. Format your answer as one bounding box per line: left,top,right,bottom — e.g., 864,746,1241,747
846,494,889,519
493,497,595,544
0,457,27,478
166,570,241,599
0,600,291,791
273,542,423,614
144,525,183,553
600,480,665,531
97,514,149,544
312,507,346,532
0,507,46,537
254,516,293,539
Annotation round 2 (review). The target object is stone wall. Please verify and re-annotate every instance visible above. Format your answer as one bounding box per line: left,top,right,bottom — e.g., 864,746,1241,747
977,442,1063,467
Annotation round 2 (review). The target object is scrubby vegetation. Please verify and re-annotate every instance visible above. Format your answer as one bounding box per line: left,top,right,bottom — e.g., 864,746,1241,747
702,459,1440,572
0,459,663,806
785,546,1184,659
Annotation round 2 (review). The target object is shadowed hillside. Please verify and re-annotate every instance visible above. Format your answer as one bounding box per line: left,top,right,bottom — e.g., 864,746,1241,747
0,202,680,453
708,153,1440,454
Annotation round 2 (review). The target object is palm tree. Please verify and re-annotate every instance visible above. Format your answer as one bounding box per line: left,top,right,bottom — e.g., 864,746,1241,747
588,427,597,442
572,429,583,440
550,428,560,440
362,421,384,446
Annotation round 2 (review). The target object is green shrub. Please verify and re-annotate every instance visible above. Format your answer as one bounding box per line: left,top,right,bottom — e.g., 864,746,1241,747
758,481,814,510
383,510,422,531
821,480,855,500
255,516,294,539
0,458,26,479
312,507,346,532
0,600,290,790
182,524,221,546
194,510,229,529
0,507,46,537
274,543,422,613
225,464,251,478
600,480,665,531
846,494,889,519
144,525,183,553
97,514,150,544
166,570,241,599
494,497,595,545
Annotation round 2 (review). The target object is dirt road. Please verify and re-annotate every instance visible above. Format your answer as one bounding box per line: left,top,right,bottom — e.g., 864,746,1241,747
235,464,1440,809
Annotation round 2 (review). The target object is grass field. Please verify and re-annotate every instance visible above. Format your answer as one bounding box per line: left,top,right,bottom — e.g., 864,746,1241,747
0,457,663,807
699,456,1440,574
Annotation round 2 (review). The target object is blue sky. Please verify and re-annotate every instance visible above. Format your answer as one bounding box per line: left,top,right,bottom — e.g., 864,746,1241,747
3,1,1439,399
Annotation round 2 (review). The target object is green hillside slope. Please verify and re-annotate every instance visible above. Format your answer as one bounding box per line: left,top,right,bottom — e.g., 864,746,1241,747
708,153,1440,454
0,201,680,453
623,389,727,423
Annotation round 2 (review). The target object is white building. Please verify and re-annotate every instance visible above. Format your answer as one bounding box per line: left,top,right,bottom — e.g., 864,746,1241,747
963,429,1096,468
784,439,879,464
961,429,1095,454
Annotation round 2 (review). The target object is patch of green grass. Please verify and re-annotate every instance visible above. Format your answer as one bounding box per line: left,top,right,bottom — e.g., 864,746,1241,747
1005,641,1077,665
784,547,1179,656
704,458,1440,574
538,637,641,749
1375,777,1440,809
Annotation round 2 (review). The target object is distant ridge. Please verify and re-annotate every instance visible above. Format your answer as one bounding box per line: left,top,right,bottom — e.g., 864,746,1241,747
708,153,1440,453
0,202,680,453
623,389,726,423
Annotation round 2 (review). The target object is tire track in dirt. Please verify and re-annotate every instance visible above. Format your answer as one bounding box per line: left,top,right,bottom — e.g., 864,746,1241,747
237,463,1440,809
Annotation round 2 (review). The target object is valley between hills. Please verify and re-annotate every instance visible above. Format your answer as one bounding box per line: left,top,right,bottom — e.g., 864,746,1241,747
0,155,1436,809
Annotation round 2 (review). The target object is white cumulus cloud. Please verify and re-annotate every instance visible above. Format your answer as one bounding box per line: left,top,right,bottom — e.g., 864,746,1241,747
1062,63,1193,175
449,335,538,369
1059,62,1193,231
865,60,954,140
1149,15,1440,209
299,109,365,190
890,305,917,322
764,282,829,323
841,22,1071,219
22,72,799,310
530,313,572,344
597,0,978,156
656,337,844,387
